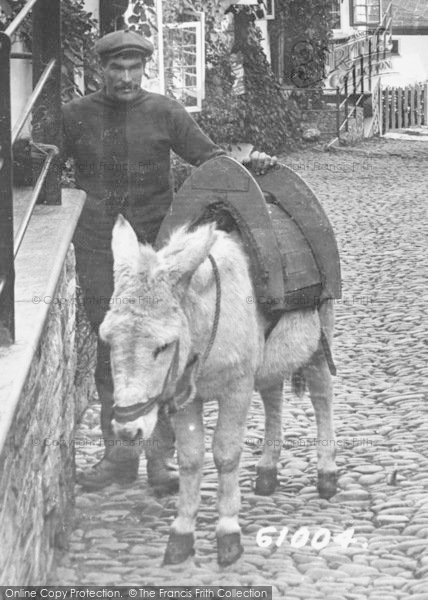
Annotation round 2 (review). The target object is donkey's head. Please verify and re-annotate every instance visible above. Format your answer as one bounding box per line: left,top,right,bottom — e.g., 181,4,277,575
99,215,217,441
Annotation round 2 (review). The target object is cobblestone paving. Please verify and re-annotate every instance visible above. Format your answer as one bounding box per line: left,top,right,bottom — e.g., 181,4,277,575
50,138,428,598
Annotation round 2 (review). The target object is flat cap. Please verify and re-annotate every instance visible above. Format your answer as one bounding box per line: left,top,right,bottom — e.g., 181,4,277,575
95,29,154,58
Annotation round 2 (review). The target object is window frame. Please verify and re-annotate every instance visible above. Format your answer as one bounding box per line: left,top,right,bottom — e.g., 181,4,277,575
163,18,205,113
350,0,381,26
329,0,341,29
263,0,275,20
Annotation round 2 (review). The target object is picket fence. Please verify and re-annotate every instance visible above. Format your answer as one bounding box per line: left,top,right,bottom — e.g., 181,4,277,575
382,82,428,132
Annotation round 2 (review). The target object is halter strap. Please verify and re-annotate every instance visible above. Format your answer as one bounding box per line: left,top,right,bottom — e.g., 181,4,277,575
113,253,222,421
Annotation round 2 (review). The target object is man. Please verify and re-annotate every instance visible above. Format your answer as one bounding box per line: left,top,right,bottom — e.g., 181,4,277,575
63,29,276,493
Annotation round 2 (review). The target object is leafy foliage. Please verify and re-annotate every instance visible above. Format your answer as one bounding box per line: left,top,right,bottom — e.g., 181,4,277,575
268,0,332,88
1,0,331,177
0,0,101,101
60,0,101,99
130,0,308,154
195,8,302,154
127,0,157,38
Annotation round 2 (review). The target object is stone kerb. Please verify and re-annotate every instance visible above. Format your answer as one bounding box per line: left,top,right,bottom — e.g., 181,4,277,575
0,188,90,584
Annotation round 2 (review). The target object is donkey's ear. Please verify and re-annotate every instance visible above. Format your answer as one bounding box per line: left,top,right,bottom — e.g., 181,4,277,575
158,223,217,295
111,214,140,272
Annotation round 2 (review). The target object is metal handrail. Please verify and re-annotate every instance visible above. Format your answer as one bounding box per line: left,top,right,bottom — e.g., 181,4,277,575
339,92,365,112
281,86,338,92
11,58,56,144
329,1,394,147
338,84,365,110
373,1,392,37
0,0,61,345
4,0,39,37
13,144,59,257
339,104,359,128
328,0,392,77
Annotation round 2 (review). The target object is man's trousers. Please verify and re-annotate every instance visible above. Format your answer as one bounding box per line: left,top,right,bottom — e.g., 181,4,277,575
74,239,175,468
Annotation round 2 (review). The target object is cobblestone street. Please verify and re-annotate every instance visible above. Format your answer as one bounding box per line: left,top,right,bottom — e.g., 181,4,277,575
50,138,428,598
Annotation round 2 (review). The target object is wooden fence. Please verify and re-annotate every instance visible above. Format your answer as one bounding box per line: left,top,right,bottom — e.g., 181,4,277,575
382,83,428,132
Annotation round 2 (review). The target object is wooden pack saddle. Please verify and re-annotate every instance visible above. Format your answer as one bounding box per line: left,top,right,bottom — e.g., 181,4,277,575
156,156,341,313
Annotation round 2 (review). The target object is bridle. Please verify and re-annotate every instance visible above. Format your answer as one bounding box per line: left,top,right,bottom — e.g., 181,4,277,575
114,254,221,423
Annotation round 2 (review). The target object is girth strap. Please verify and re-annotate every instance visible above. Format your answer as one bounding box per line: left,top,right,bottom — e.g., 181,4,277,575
320,328,337,376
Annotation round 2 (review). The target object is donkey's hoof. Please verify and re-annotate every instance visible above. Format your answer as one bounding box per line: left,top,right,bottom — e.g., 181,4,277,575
217,532,244,566
163,531,195,565
255,467,278,495
318,471,337,499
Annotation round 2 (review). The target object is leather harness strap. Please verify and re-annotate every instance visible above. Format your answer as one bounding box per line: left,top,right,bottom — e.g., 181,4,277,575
114,253,222,423
167,253,222,414
200,255,222,368
320,328,337,376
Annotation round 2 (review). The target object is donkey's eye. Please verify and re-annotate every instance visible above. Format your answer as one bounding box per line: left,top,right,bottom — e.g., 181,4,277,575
153,343,170,359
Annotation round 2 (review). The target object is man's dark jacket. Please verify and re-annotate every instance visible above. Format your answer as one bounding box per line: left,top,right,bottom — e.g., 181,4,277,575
62,88,224,250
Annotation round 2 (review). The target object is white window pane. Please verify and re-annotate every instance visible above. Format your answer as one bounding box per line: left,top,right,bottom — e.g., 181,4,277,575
353,0,380,24
164,19,204,111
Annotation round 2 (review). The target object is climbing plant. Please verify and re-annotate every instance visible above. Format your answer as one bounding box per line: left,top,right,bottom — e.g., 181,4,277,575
268,0,332,88
0,0,332,154
195,7,302,154
127,0,157,37
128,0,305,154
0,0,101,101
61,0,101,99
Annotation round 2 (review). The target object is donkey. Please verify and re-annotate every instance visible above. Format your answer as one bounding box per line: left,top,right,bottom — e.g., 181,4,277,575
99,214,337,566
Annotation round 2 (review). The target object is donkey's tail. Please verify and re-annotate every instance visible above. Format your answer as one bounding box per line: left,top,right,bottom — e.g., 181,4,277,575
291,368,306,397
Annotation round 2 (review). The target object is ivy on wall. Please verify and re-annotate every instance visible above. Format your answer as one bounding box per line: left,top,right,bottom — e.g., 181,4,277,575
0,0,101,102
268,0,332,89
0,0,331,154
196,7,302,155
128,0,305,155
1,0,332,165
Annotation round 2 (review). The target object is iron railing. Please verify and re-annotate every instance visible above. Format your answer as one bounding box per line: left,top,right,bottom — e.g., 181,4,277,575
326,0,393,86
0,0,61,345
325,1,393,147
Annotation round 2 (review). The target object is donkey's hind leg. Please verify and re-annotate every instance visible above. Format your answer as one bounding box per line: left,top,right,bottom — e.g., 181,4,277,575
254,383,283,495
303,348,337,499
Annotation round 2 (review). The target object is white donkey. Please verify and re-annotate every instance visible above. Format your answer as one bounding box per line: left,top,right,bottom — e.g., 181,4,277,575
100,214,337,566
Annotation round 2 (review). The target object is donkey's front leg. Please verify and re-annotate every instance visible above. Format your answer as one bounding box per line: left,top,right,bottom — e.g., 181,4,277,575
163,397,204,565
214,379,252,566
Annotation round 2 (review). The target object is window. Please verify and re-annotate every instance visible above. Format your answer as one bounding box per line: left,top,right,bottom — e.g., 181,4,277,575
163,17,205,113
351,0,381,26
330,0,341,29
126,0,205,113
263,0,275,20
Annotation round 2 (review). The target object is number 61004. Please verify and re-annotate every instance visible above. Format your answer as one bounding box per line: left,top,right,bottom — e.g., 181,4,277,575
256,526,356,550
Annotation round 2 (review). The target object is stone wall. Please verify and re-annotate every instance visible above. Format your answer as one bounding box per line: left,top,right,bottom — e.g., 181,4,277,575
302,106,364,142
0,245,94,585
